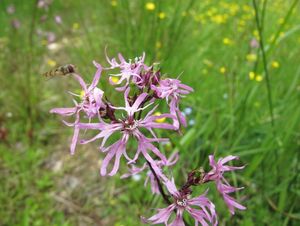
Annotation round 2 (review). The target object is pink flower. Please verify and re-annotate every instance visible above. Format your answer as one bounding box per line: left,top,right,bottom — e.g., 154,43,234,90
37,0,53,10
205,155,246,215
105,51,149,91
77,88,176,176
55,15,62,24
250,38,259,48
144,179,217,226
151,78,193,129
121,152,179,194
132,68,161,89
47,32,56,43
50,61,104,155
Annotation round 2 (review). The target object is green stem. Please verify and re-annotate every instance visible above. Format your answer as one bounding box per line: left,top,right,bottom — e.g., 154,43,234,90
252,0,275,129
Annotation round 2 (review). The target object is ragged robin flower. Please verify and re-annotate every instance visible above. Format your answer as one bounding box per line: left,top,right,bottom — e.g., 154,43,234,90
105,51,149,91
143,179,217,226
204,155,246,215
151,78,194,129
50,61,104,155
78,88,176,176
49,50,246,225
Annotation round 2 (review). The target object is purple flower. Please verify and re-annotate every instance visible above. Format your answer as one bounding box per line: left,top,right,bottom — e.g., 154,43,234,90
50,61,104,155
77,88,176,176
205,155,246,215
144,179,217,226
105,51,149,91
121,152,179,194
151,78,193,129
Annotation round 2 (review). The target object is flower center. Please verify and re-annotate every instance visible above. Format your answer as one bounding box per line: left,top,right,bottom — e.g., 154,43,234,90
176,198,187,207
123,119,138,132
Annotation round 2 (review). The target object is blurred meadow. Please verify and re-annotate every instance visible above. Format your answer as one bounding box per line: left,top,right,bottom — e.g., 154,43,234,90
0,0,300,225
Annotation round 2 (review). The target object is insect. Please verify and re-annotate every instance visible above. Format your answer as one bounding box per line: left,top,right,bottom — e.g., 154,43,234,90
42,64,76,78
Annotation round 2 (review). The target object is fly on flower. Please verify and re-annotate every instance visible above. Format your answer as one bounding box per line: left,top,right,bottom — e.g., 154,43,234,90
50,61,104,154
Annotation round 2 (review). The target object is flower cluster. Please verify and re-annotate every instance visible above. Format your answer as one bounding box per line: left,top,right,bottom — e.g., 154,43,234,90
50,51,246,225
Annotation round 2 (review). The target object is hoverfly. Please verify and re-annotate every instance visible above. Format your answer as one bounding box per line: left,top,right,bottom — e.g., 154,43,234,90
42,64,76,78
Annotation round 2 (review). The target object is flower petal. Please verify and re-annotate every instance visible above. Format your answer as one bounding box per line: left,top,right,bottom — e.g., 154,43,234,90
169,209,185,226
143,204,176,225
50,107,77,116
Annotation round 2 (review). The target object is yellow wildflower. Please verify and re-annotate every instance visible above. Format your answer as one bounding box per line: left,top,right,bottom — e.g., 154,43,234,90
249,72,255,80
72,23,79,30
246,53,257,62
111,76,120,84
255,75,263,82
154,112,166,123
47,59,57,67
271,61,280,68
223,37,233,45
219,67,226,74
111,0,117,7
155,41,162,49
211,14,227,24
158,12,166,19
145,2,155,11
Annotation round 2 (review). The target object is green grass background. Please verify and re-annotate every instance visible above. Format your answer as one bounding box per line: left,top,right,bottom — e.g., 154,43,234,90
0,0,299,225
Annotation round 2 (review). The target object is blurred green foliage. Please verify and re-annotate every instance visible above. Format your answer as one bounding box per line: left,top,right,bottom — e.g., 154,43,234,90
0,0,299,225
